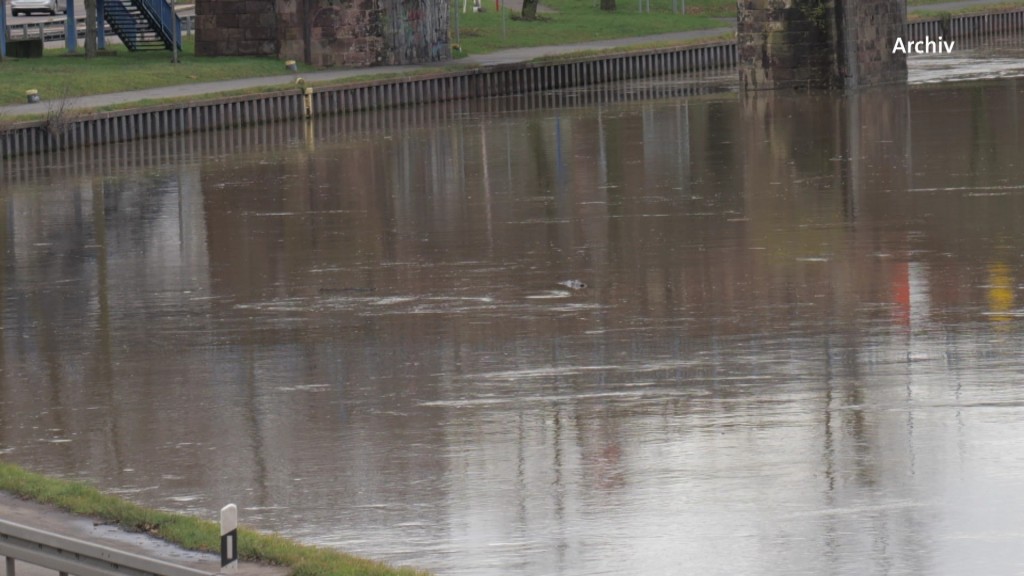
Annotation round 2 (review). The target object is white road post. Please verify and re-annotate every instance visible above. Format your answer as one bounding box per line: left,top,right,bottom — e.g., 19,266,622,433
220,504,238,573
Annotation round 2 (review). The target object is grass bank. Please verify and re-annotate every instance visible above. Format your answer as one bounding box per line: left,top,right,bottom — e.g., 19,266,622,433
0,460,429,576
675,0,1024,17
908,0,1024,20
0,38,306,106
452,0,723,54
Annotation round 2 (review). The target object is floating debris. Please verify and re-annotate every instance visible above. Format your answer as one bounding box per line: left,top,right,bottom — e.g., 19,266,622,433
558,280,588,290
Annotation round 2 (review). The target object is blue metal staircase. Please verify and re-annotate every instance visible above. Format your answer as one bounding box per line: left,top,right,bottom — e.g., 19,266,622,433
103,0,182,51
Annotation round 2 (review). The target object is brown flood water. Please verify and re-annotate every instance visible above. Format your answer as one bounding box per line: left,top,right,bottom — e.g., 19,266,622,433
1,51,1024,575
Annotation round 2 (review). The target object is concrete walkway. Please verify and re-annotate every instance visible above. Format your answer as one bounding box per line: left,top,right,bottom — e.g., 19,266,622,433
0,0,1017,116
913,0,1024,12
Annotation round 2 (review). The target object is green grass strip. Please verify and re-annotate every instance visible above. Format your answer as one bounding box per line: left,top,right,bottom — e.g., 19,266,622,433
909,1,1024,20
0,460,430,576
452,0,723,55
0,38,306,107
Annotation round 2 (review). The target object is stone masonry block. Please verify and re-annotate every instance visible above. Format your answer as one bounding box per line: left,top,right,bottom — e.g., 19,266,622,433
738,0,906,90
217,13,239,27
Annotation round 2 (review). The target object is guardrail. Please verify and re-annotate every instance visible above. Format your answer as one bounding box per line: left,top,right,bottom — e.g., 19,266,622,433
0,518,217,576
5,19,113,42
3,13,194,42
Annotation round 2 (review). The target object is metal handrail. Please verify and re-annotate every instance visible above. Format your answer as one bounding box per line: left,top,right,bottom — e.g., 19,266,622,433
104,0,140,49
131,0,181,50
2,12,194,42
0,518,216,576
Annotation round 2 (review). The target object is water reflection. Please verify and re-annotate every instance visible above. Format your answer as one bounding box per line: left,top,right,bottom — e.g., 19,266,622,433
910,32,1024,84
2,73,1024,576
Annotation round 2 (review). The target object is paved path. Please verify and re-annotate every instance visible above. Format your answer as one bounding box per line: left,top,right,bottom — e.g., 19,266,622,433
913,0,1024,11
0,0,1017,116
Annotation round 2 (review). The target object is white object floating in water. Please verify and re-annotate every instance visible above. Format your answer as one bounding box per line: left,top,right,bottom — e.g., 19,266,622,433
527,291,572,300
558,280,588,290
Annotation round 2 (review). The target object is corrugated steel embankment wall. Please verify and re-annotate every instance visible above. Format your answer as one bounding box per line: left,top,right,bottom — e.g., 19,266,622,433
2,41,738,160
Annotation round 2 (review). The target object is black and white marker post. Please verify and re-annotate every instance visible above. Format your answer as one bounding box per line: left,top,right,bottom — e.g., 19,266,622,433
220,504,238,573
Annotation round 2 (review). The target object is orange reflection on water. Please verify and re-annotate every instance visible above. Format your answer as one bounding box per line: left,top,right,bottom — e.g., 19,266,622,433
986,262,1016,324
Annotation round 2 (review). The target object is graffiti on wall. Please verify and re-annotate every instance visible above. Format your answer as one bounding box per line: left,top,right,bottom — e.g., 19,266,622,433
384,0,450,65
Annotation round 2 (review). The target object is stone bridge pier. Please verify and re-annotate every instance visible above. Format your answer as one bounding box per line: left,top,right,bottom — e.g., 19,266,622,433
195,0,451,68
737,0,907,90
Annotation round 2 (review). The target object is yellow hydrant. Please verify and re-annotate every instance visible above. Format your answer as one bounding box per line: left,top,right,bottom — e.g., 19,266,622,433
303,87,314,119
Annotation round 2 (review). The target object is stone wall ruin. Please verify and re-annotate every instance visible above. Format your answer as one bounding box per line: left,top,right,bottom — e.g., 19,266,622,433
737,0,907,90
196,0,450,68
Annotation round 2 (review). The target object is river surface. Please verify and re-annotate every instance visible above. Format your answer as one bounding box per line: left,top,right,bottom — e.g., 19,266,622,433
2,42,1024,576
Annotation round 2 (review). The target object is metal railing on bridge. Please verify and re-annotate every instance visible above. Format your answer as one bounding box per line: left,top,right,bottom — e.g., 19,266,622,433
3,13,194,43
